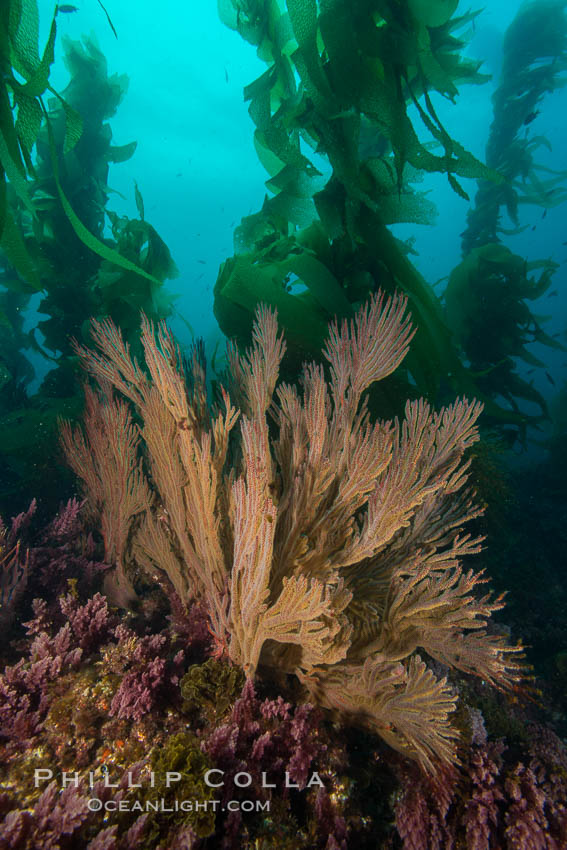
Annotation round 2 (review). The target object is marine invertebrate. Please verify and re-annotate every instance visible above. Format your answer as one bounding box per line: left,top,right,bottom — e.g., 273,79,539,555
61,291,524,771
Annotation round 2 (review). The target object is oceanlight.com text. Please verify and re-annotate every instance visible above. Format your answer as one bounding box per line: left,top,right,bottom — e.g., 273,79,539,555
87,798,271,814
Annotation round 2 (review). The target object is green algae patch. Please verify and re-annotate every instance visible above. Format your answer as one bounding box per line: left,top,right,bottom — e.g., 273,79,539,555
181,659,245,725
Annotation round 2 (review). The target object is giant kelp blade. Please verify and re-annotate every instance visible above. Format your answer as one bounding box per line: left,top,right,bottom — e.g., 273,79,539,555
8,0,40,79
10,13,56,97
43,112,162,289
0,208,42,290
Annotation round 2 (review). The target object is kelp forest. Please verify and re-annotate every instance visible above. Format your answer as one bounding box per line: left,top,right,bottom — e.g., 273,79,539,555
0,1,567,848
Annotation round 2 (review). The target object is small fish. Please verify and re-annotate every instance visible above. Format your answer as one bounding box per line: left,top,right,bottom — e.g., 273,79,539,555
56,4,79,12
531,225,537,231
523,110,540,125
526,369,535,375
134,180,144,221
197,259,206,265
547,290,558,297
545,371,556,387
224,67,229,83
542,209,547,219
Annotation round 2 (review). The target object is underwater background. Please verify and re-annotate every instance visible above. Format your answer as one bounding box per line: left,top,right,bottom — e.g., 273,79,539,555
1,0,567,847
35,0,567,403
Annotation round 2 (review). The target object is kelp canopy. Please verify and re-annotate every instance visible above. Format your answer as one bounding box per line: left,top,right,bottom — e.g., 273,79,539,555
0,2,177,514
215,0,567,436
453,0,567,426
214,0,498,416
0,0,170,307
445,244,559,422
32,36,178,370
463,0,567,253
